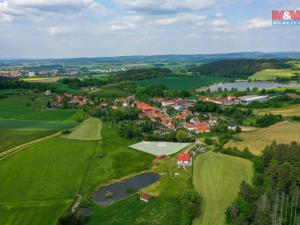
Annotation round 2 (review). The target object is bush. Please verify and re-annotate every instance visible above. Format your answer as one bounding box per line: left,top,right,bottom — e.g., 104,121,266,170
62,129,71,134
204,137,213,145
105,191,113,198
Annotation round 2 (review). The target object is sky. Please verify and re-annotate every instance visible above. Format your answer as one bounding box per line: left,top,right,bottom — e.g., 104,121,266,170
0,0,299,58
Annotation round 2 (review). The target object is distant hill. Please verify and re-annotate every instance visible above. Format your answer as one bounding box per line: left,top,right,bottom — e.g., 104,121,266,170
1,52,300,66
187,59,292,78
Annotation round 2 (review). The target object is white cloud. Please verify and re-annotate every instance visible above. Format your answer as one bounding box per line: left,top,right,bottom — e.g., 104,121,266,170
216,12,223,17
115,0,228,14
242,18,272,30
153,14,206,26
109,15,142,31
1,13,13,22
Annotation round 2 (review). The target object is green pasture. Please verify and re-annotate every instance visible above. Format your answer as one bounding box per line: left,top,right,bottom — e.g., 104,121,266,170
0,122,154,224
137,76,228,90
250,69,298,81
93,86,130,98
0,129,57,153
193,151,253,225
61,117,102,140
0,92,80,122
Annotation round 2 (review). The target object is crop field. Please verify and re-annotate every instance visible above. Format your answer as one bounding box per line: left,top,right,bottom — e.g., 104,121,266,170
22,77,61,83
250,69,298,81
226,121,300,155
137,76,228,90
254,104,300,117
61,117,102,140
193,152,253,225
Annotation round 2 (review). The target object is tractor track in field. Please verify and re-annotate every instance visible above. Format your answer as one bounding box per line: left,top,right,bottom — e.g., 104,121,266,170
0,131,62,160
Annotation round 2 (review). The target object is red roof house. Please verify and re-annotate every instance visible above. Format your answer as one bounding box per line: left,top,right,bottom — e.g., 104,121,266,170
177,153,191,166
140,193,153,202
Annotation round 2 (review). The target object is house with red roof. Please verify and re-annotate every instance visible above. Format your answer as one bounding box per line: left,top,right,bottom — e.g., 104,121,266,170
136,102,156,111
177,153,191,166
140,193,153,202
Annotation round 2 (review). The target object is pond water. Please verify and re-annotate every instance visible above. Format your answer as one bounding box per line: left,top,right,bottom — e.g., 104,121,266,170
203,81,300,92
93,172,160,206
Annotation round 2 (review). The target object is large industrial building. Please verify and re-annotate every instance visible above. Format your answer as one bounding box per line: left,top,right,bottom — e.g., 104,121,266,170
239,95,269,105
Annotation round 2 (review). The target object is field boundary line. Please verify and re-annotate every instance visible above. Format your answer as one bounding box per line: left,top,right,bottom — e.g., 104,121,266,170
0,131,62,160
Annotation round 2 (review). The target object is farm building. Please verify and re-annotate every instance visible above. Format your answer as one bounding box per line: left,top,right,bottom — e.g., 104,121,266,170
239,95,269,105
140,193,153,202
177,153,191,166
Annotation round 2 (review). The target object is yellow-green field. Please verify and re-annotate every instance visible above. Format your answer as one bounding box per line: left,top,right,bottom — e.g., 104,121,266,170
60,117,102,140
254,104,300,117
193,152,253,225
226,121,300,155
250,69,297,81
22,77,60,83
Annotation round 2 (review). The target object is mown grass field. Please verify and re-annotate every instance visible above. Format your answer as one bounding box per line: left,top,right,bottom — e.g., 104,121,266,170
0,121,154,225
61,117,102,140
226,121,300,155
193,152,253,225
137,76,228,90
250,69,298,81
254,104,300,117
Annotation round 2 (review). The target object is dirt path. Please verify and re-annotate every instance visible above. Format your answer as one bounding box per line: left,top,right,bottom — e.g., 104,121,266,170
0,131,62,160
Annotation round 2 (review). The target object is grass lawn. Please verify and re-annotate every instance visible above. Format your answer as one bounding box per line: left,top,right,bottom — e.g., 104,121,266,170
254,104,300,117
225,121,300,155
93,86,130,98
137,76,228,90
250,69,298,81
0,129,58,153
61,117,102,141
193,151,253,225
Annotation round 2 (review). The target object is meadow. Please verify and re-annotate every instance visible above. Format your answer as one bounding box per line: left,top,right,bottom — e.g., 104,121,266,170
86,157,194,225
226,121,300,155
93,85,130,98
250,69,297,81
254,104,300,117
61,117,102,141
193,152,253,225
0,121,154,225
137,76,228,90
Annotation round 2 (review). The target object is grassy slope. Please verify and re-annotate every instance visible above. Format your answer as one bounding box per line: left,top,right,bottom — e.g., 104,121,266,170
137,76,228,90
226,121,300,155
0,138,98,225
193,152,253,225
0,122,154,225
61,117,102,140
254,104,300,117
0,129,57,153
250,69,297,81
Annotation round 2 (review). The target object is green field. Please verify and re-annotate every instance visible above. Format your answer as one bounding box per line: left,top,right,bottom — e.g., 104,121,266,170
0,129,58,153
61,117,102,140
254,104,300,117
250,69,298,81
86,156,193,225
137,76,228,90
0,121,154,225
226,120,300,155
193,152,253,225
93,85,130,98
0,92,81,122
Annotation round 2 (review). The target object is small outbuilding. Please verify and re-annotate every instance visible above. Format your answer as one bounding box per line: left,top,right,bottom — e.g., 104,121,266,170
140,193,153,202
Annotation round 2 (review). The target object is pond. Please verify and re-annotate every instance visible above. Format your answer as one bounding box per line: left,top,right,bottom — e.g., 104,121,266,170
202,81,300,92
93,172,160,206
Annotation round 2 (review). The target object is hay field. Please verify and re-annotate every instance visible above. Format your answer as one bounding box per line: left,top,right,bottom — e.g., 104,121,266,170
226,121,300,155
